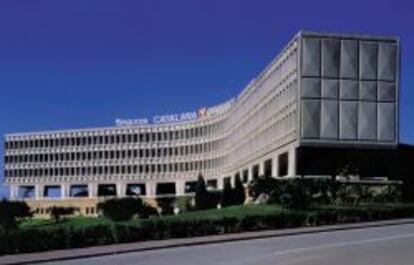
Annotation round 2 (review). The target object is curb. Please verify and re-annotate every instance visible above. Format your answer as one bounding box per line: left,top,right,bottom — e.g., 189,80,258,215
1,218,414,265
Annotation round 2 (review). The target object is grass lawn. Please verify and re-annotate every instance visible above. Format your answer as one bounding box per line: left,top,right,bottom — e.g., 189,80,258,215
20,204,284,230
20,216,112,230
172,204,284,220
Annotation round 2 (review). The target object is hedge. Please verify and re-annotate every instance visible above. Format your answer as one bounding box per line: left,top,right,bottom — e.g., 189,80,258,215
1,204,414,256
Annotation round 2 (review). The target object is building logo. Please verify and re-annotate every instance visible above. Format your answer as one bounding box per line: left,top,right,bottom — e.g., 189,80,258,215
198,107,208,118
115,100,235,127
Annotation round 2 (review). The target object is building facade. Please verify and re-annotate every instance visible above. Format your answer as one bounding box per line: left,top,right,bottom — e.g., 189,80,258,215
3,31,400,215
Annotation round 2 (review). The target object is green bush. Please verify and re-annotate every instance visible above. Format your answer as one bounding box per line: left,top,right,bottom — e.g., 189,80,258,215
221,176,246,207
1,204,414,256
373,185,402,204
98,197,156,221
233,175,246,205
249,177,316,208
335,184,366,206
279,193,293,209
0,227,11,254
284,179,313,210
156,197,175,216
174,196,193,212
249,177,402,209
49,207,79,223
140,204,159,218
0,199,32,229
249,176,281,203
221,180,233,207
194,175,219,210
70,224,115,248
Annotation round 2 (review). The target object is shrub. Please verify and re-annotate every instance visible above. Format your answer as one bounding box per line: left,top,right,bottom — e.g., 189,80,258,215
69,224,115,248
139,203,159,218
0,227,11,254
233,175,246,205
221,180,233,207
174,196,194,212
98,197,156,221
195,175,216,210
249,176,282,203
207,191,222,208
111,224,145,244
335,183,377,207
2,204,414,256
49,207,79,223
0,199,32,229
279,193,293,209
285,179,313,210
250,177,402,209
307,178,334,205
156,197,175,216
249,177,318,208
373,184,402,204
221,176,246,207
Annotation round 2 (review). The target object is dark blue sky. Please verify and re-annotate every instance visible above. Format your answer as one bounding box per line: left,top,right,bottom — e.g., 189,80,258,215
0,0,413,198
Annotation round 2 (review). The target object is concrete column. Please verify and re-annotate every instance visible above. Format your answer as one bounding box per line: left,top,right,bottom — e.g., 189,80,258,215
259,162,264,177
35,184,44,200
116,182,126,197
88,183,97,198
146,182,157,197
272,156,279,178
248,166,254,182
9,184,18,200
218,177,224,190
176,180,186,196
61,183,70,199
288,148,297,177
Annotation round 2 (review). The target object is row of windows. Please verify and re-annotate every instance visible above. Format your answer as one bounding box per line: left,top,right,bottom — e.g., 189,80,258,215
226,72,297,164
6,123,225,150
5,142,223,164
5,159,222,178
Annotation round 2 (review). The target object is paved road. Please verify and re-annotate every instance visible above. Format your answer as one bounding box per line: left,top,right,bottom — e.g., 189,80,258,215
42,223,414,265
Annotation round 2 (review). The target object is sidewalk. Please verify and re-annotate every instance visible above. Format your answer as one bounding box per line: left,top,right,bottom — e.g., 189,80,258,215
1,218,414,265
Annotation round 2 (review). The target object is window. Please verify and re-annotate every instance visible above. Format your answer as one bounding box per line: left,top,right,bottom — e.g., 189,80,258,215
278,153,288,177
126,184,146,196
97,184,117,197
156,183,176,196
264,159,273,177
253,165,259,179
242,170,248,183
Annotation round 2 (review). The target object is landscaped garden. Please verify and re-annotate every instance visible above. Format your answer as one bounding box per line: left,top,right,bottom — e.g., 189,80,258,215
1,174,414,256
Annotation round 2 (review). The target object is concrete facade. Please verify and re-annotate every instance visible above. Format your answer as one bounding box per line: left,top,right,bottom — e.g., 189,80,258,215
2,31,399,215
299,32,399,147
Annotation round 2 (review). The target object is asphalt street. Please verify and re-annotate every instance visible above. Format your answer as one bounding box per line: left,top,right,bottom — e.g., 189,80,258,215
41,223,414,265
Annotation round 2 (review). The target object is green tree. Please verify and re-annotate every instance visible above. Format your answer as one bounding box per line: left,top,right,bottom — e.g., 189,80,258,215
194,174,221,210
221,180,233,207
233,175,246,205
195,174,209,210
0,199,32,229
